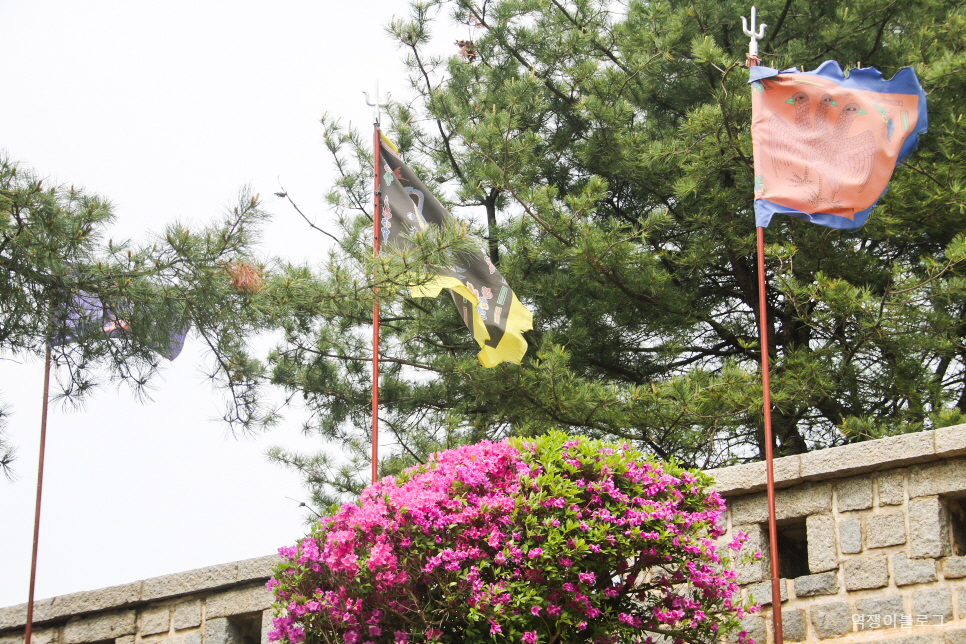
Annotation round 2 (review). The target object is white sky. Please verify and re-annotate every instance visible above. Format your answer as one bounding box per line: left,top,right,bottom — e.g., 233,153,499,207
0,0,454,608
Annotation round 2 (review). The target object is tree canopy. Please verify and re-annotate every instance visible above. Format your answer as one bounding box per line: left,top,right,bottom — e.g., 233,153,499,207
0,156,277,477
267,0,966,507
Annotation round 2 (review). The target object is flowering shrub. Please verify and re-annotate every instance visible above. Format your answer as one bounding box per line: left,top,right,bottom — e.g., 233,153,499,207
268,432,756,644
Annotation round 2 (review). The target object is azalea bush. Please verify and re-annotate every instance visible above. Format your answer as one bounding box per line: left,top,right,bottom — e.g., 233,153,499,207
268,433,757,644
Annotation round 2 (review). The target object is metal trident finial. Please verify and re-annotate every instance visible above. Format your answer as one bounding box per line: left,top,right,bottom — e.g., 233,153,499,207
363,81,391,127
741,6,767,59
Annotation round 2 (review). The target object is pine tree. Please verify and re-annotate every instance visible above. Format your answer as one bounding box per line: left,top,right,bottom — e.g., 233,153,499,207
268,0,966,507
0,155,277,477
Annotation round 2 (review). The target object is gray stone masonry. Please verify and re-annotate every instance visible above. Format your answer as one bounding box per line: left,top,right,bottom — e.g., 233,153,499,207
956,585,966,620
844,556,890,590
784,609,808,642
729,615,766,644
840,517,862,554
913,588,954,625
854,595,905,631
794,572,840,597
946,629,966,644
895,553,940,586
62,610,136,644
810,602,853,639
879,471,907,506
173,600,202,630
0,556,278,644
945,556,966,579
735,523,771,585
141,606,171,635
909,497,953,559
205,619,242,644
731,483,832,525
710,425,966,644
808,514,838,573
910,460,966,499
868,511,908,549
838,476,874,511
746,579,788,605
712,425,966,496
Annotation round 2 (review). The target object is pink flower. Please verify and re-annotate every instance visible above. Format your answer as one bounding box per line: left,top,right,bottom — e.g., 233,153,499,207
489,620,502,635
528,548,544,559
522,632,537,644
579,572,595,584
531,606,542,616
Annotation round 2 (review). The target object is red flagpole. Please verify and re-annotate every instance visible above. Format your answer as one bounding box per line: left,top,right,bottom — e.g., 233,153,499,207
371,123,381,485
24,347,52,644
744,7,783,644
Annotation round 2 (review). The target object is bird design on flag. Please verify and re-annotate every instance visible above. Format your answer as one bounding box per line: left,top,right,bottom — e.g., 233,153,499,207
769,91,876,209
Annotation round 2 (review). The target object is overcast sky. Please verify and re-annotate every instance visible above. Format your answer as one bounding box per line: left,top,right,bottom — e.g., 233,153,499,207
0,0,452,608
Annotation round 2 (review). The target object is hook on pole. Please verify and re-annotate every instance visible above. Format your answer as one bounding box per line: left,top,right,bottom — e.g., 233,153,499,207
741,6,767,59
363,81,392,127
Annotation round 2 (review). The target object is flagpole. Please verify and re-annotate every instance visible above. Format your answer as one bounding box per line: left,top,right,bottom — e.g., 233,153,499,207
743,7,784,644
24,346,52,644
365,84,390,485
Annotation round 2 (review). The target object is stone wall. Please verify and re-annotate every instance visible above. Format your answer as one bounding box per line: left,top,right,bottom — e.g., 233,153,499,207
710,424,966,644
6,426,966,644
0,556,277,644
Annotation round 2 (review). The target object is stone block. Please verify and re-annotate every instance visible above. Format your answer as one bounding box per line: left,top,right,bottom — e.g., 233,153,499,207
800,432,936,480
1,629,57,644
141,563,237,601
47,583,142,621
783,609,807,642
793,572,839,597
745,579,787,605
205,619,241,644
728,615,765,644
867,512,907,549
712,456,802,496
730,483,832,525
734,523,770,585
838,476,873,511
140,606,171,635
936,424,966,457
894,553,938,586
205,585,273,619
878,637,940,644
810,602,852,639
878,472,906,506
844,557,889,590
946,629,966,644
261,608,275,644
0,599,55,630
912,588,953,624
32,629,57,644
117,636,135,644
840,518,862,554
63,610,137,644
909,459,966,498
185,633,202,644
854,595,904,631
908,497,952,558
237,555,278,581
807,515,838,573
174,600,202,630
944,556,966,579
